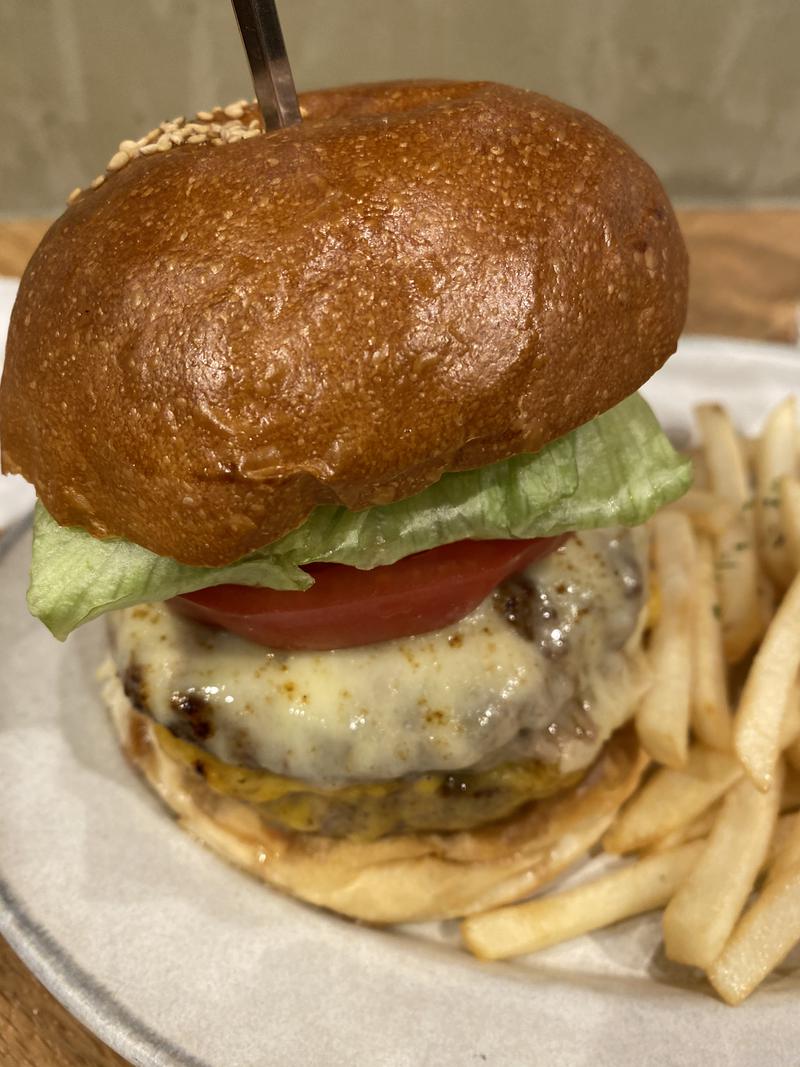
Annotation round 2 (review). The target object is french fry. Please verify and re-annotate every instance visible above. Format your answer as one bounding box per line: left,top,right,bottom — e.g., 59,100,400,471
779,684,800,749
688,447,709,490
662,763,784,969
766,813,799,870
603,747,742,854
461,842,705,961
734,569,800,790
646,803,719,853
690,535,732,751
664,488,735,538
709,812,800,1005
694,404,752,510
769,812,800,879
783,766,800,810
715,526,764,662
751,579,779,689
636,512,695,767
779,475,800,573
709,866,800,1005
786,738,800,775
695,404,762,662
756,571,777,635
755,398,797,588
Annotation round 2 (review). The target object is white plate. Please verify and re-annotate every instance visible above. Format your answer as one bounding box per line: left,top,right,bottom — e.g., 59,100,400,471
2,336,800,1067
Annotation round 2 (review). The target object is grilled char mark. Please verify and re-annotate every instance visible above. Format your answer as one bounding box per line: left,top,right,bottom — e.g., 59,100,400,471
169,690,216,743
122,660,148,712
492,573,568,658
493,533,644,657
121,659,262,767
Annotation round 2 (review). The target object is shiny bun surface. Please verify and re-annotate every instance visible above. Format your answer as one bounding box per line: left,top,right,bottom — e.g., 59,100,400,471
0,80,687,565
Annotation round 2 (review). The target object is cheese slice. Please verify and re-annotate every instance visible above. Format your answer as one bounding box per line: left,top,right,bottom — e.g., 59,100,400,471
108,527,650,787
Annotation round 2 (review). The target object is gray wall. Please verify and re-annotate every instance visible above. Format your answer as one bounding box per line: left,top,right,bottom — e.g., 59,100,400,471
3,0,800,214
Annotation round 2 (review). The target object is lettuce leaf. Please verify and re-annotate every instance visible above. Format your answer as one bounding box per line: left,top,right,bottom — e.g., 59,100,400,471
29,393,691,639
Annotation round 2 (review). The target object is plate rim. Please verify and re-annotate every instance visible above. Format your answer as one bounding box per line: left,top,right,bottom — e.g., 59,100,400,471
0,515,206,1067
1,876,209,1067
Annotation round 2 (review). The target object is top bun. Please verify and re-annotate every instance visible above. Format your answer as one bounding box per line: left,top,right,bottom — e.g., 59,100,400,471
0,80,687,566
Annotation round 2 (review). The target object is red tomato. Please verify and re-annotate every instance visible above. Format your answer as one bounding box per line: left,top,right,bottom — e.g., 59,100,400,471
171,536,567,651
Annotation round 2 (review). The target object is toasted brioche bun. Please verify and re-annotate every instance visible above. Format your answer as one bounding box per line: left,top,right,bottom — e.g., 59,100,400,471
1,80,687,566
100,660,647,923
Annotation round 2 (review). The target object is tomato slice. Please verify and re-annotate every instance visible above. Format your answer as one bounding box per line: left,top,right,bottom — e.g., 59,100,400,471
171,536,567,651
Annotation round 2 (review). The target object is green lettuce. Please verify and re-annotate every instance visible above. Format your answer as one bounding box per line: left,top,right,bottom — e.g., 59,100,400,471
29,394,691,639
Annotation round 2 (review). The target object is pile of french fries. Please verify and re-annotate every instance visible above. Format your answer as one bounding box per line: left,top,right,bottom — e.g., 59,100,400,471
462,398,800,1005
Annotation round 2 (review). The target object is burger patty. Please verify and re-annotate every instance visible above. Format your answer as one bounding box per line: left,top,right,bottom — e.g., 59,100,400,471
147,721,584,839
107,527,650,788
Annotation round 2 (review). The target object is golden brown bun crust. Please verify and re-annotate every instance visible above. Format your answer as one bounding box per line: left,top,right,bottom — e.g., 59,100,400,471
100,661,647,923
1,81,687,565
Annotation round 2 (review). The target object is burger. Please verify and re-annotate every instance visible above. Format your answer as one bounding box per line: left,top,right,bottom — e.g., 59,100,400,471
0,80,689,923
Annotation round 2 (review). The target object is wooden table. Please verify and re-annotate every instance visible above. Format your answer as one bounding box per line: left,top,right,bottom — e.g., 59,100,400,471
2,209,800,1066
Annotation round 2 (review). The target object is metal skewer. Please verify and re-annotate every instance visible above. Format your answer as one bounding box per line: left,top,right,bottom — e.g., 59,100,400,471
230,0,302,130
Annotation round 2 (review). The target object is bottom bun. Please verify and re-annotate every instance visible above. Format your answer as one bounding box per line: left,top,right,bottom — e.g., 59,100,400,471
100,659,647,924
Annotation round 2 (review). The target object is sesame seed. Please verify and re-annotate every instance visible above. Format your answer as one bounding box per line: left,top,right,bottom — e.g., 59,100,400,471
107,150,129,171
68,98,267,203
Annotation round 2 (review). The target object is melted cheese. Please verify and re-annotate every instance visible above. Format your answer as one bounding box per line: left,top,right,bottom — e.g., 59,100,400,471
109,527,649,785
152,722,582,838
